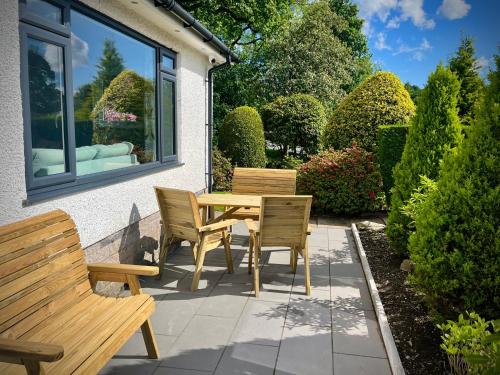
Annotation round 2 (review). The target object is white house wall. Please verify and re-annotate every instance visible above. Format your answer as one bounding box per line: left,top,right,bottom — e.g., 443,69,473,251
0,0,215,247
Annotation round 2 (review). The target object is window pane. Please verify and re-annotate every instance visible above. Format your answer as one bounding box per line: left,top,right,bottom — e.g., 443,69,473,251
26,0,63,24
27,37,67,178
161,78,175,157
71,10,156,176
162,55,174,70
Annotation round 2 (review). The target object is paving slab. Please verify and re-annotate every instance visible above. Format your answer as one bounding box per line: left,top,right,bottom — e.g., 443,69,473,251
333,353,392,375
161,315,237,371
275,325,333,375
331,308,387,358
214,343,278,375
230,300,287,346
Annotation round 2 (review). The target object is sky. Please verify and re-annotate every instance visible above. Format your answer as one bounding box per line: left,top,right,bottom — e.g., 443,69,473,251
352,0,500,87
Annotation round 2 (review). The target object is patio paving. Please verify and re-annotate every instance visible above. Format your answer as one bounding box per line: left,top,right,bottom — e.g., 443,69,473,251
99,218,391,375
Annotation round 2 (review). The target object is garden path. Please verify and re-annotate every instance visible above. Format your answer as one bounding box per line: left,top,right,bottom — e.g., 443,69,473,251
99,217,391,375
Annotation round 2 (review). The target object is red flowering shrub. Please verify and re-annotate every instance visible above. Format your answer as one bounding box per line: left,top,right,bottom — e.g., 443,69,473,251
297,144,383,214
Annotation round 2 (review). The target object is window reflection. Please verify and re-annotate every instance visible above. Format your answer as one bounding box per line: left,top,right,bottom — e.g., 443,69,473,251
71,10,156,176
28,37,67,177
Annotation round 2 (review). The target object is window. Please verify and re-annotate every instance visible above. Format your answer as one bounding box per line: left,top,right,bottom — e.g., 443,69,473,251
20,0,178,199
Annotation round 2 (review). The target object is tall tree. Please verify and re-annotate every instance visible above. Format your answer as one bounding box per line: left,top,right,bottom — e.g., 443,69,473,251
387,65,462,254
448,36,484,126
257,1,361,113
94,39,125,94
177,0,298,47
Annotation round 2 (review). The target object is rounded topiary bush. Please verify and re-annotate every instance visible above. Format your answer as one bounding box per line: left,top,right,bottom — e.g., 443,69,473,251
297,144,383,214
408,56,500,319
387,65,462,254
261,94,326,157
218,106,266,168
322,71,415,152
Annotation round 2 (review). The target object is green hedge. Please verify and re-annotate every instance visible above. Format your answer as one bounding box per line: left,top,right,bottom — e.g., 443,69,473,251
377,125,409,204
218,106,266,168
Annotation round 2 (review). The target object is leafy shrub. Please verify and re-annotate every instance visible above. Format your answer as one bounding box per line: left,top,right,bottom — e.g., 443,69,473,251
408,56,500,318
387,65,462,254
322,72,415,152
218,106,266,168
261,94,326,157
400,176,437,230
438,312,499,375
212,149,233,192
266,149,304,170
377,124,409,204
297,144,383,214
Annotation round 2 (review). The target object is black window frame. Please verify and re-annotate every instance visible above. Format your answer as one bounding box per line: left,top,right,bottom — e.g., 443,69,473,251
19,0,180,204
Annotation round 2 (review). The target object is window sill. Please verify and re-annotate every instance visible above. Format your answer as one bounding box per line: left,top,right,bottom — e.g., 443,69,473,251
24,160,185,206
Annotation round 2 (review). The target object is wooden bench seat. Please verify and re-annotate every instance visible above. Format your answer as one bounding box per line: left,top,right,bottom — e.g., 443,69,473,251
227,167,297,220
0,210,159,374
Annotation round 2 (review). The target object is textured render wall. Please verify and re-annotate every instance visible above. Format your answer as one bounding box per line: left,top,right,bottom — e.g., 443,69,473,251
0,0,211,249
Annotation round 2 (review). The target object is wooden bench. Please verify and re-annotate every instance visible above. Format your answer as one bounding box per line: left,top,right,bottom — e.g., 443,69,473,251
228,167,297,220
0,210,159,374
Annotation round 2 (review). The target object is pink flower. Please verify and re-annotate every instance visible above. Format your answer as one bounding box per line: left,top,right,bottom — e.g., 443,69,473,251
103,107,138,122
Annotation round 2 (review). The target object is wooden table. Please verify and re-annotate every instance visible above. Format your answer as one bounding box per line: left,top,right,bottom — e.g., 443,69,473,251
197,193,261,224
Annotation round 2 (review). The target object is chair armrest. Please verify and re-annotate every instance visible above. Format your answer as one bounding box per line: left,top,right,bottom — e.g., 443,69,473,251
306,225,313,235
198,219,239,233
87,263,159,276
0,337,64,364
244,219,259,234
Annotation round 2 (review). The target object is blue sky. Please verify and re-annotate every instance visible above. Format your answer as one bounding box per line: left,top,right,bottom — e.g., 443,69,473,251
352,0,500,87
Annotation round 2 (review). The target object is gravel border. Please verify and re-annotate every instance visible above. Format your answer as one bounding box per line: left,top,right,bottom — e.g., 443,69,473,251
351,223,405,375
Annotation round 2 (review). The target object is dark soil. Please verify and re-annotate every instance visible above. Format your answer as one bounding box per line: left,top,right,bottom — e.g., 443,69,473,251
358,228,450,375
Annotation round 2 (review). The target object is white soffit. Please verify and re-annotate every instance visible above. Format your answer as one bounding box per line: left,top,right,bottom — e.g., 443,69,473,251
122,0,227,64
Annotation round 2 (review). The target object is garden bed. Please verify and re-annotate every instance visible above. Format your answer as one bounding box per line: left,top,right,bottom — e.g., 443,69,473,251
358,227,450,375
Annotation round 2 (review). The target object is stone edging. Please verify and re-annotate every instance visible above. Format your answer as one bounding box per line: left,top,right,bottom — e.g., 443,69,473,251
351,223,406,375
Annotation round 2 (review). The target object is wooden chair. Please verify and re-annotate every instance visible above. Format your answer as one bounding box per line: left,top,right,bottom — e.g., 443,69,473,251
154,187,238,291
245,195,313,297
227,167,297,220
0,210,159,375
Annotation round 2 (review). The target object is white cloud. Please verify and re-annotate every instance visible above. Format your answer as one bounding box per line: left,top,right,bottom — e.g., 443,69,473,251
44,44,63,73
354,0,435,35
71,33,89,68
476,56,491,73
375,32,392,50
399,0,435,29
393,38,432,61
386,17,400,29
438,0,471,20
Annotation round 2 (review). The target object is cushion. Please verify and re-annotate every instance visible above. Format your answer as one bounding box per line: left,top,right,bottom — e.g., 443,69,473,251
32,148,64,166
76,146,98,162
93,142,134,159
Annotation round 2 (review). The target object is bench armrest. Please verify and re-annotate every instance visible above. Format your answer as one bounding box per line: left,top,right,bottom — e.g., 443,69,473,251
0,337,64,364
245,219,259,235
87,263,159,276
198,219,239,233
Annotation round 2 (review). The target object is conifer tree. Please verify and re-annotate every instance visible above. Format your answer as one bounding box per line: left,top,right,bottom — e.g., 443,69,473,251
449,36,484,126
408,53,500,318
387,64,462,254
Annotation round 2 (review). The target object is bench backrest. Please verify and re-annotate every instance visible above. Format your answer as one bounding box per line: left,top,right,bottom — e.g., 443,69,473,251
232,167,297,196
259,195,312,248
0,210,91,339
155,187,202,243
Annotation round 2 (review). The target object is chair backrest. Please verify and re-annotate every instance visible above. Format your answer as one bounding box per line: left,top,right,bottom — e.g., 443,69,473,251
232,167,296,196
154,187,202,243
259,195,312,248
0,210,91,339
